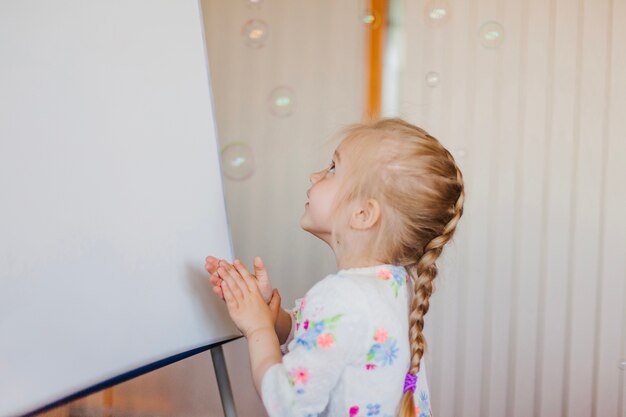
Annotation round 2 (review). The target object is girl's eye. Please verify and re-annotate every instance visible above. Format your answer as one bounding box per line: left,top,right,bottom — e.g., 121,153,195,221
327,160,336,173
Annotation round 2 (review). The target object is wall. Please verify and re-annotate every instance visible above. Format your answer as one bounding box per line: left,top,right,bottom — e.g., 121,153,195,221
396,0,626,416
201,1,367,416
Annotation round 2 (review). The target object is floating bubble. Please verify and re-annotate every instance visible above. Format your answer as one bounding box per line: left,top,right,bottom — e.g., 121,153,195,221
362,10,382,29
268,86,296,117
221,143,255,180
479,21,505,48
424,0,451,25
243,0,263,8
242,19,269,48
359,0,382,29
359,0,382,30
456,148,467,158
425,72,440,87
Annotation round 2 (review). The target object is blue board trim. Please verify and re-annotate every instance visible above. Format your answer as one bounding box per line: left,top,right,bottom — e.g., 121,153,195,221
23,334,243,417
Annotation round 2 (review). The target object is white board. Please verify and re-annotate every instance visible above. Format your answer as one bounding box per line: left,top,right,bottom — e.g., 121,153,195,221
0,1,239,416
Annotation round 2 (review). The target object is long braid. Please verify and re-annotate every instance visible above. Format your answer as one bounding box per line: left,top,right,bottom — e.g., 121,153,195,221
398,149,465,417
332,118,465,417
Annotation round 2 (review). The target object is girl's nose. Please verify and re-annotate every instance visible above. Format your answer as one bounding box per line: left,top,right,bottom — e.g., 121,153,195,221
310,170,322,183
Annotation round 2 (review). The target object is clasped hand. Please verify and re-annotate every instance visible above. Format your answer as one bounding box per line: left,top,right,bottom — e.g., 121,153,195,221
205,257,281,338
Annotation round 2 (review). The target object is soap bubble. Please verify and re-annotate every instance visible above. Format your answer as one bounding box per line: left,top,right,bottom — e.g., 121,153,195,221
242,19,269,48
479,21,505,48
221,143,255,180
359,0,382,29
424,0,451,25
244,0,263,8
362,10,382,29
268,86,296,117
425,72,440,87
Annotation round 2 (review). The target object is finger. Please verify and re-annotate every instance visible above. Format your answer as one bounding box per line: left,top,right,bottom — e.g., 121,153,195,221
210,275,225,300
221,280,238,309
269,289,281,322
209,271,221,286
212,285,225,300
233,259,257,293
208,269,224,299
269,289,281,311
253,256,271,287
223,262,251,295
205,256,220,273
219,265,246,299
211,273,224,290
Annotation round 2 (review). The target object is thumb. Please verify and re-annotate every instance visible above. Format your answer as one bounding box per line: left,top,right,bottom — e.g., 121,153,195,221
269,289,281,315
253,256,270,286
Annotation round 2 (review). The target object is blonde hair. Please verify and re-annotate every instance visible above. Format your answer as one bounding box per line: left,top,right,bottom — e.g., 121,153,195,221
332,117,465,417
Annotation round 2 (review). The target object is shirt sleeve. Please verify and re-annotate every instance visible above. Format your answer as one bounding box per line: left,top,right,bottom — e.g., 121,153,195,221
261,275,368,417
279,302,299,355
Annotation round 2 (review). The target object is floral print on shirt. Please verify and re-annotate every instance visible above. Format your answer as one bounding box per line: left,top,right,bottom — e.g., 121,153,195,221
262,269,434,417
348,403,394,417
348,391,431,417
287,366,309,395
295,313,344,350
414,389,432,417
366,403,381,415
365,326,399,370
294,296,306,330
376,265,408,297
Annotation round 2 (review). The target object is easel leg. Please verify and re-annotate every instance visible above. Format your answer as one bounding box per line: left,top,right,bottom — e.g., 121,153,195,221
211,345,237,417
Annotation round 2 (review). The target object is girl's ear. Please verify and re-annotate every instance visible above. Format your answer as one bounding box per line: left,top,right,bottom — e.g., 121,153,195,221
349,198,381,230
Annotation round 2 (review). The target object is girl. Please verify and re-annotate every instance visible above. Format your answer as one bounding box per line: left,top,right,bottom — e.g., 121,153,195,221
205,117,465,417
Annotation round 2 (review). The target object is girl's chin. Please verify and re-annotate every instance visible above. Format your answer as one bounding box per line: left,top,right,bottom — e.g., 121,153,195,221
299,220,317,236
299,223,325,240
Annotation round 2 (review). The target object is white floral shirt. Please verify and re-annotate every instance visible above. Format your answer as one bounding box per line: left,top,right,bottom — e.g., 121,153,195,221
261,264,433,417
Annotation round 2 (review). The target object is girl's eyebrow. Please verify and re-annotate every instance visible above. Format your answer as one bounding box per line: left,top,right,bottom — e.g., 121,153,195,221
333,150,341,163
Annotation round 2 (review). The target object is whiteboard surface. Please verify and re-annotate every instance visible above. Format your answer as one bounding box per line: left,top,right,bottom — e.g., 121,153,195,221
0,1,239,415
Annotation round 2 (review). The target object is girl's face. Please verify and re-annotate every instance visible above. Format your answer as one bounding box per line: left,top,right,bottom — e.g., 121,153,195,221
300,140,353,244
